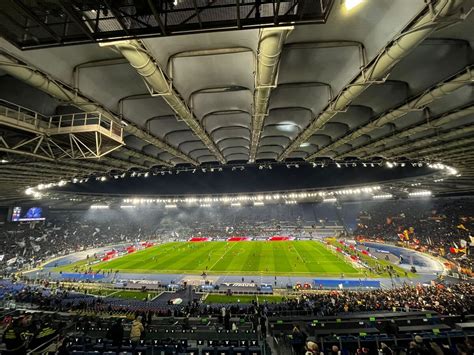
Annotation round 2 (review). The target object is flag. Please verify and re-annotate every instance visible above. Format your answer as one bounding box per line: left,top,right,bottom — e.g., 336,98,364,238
450,247,467,254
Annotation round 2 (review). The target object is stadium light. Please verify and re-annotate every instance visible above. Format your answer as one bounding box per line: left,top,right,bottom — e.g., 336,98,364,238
165,204,177,208
323,197,337,203
200,204,211,208
408,191,432,197
120,205,136,209
90,205,109,209
343,0,364,11
0,159,8,163
373,194,393,200
231,203,241,207
254,202,264,206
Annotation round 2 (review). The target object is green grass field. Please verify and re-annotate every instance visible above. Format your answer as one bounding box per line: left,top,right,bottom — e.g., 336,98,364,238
55,241,367,277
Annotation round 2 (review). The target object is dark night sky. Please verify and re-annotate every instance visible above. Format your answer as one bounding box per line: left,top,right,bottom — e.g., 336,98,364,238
54,164,433,196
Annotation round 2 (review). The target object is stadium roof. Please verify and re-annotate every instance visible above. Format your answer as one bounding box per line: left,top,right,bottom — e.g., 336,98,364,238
0,0,473,205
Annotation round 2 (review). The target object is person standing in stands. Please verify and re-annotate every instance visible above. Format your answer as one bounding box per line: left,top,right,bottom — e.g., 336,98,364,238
107,318,124,348
2,318,28,355
130,316,144,347
224,311,231,331
291,325,306,355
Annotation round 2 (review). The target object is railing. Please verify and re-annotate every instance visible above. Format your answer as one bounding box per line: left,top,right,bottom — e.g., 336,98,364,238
0,100,123,140
48,112,123,140
0,99,49,129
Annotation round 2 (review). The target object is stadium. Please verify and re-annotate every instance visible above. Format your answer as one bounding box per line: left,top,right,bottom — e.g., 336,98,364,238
0,0,473,354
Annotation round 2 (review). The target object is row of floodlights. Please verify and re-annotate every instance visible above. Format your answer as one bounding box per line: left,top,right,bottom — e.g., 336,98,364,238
121,186,382,205
89,190,434,210
23,160,455,199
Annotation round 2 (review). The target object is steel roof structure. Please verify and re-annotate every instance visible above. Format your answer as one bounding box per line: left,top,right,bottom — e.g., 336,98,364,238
0,0,473,206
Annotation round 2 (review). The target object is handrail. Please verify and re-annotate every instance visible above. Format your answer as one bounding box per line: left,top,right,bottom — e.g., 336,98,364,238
26,320,77,355
0,99,122,138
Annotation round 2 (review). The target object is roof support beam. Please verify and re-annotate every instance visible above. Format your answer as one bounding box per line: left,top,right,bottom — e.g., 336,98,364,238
122,147,173,167
277,0,467,161
1,164,86,176
100,156,149,170
376,126,474,158
105,40,225,164
412,140,474,160
249,27,292,162
0,55,198,165
313,66,474,159
350,104,474,158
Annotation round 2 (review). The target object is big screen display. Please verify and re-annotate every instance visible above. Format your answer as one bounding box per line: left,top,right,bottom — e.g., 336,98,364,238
10,206,46,222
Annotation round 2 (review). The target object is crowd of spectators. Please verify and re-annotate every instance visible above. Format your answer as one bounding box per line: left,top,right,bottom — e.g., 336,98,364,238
0,212,159,274
354,198,474,273
3,282,473,318
0,205,342,274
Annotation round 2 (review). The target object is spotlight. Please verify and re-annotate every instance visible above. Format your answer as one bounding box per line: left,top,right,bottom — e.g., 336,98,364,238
144,172,149,178
100,176,107,182
336,162,341,168
386,161,394,168
259,165,264,170
343,0,364,11
362,163,367,167
202,168,206,173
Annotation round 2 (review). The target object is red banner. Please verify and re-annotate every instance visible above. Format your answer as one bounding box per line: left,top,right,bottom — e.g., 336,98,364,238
268,236,293,241
189,237,211,242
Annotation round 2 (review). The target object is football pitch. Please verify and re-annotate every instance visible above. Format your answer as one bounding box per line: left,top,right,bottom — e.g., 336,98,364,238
57,241,363,276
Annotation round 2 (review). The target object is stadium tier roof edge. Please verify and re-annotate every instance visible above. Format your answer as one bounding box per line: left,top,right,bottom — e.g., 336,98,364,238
0,0,473,203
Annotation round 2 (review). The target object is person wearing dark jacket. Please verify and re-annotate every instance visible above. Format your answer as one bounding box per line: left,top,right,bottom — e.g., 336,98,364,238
2,319,27,355
107,319,124,348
